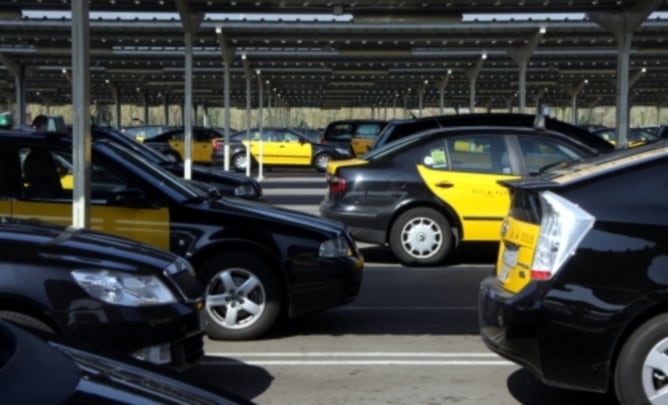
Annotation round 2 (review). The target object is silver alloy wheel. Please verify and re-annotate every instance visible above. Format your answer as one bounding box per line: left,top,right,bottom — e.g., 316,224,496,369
399,215,444,259
233,154,248,171
642,336,668,402
314,153,331,171
205,267,266,330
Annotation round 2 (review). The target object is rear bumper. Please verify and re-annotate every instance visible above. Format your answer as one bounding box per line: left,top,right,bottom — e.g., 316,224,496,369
478,276,614,393
319,201,388,245
478,276,542,378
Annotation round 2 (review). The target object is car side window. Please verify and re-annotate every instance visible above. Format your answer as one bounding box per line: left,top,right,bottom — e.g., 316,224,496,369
19,147,72,201
171,130,185,141
355,124,382,139
46,150,135,205
421,142,449,170
516,135,583,175
446,135,510,174
283,132,300,143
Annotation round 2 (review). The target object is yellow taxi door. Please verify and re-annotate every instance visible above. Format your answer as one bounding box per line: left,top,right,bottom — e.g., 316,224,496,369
14,147,171,250
351,138,373,156
12,201,171,250
168,139,185,160
192,130,215,163
277,131,312,165
0,200,11,216
416,135,518,242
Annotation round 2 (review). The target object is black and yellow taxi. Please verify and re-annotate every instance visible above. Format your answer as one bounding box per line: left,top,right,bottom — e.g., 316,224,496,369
322,119,388,156
0,127,363,341
142,126,226,163
479,139,668,404
211,127,354,172
320,115,614,266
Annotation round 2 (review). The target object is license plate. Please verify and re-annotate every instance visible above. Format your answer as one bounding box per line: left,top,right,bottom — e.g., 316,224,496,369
498,245,518,282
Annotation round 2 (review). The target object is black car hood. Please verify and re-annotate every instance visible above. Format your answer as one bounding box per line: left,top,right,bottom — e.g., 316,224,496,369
210,198,346,237
0,320,242,404
0,217,179,273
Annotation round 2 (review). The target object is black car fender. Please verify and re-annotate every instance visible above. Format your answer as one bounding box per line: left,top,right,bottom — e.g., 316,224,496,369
386,194,463,245
185,236,289,288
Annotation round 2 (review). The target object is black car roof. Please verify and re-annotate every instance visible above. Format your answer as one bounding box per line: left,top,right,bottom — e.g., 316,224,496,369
374,113,614,153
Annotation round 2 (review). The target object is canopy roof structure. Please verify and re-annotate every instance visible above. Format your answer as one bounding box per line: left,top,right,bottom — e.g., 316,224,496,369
0,1,667,113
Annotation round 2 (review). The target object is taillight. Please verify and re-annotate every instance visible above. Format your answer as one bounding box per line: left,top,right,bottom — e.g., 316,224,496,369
212,139,221,152
328,175,347,193
530,191,595,280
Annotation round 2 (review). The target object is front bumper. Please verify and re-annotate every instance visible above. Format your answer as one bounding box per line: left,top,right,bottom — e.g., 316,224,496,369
287,253,364,318
51,301,205,368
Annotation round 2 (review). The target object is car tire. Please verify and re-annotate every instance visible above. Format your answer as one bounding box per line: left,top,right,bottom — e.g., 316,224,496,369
313,153,332,172
232,153,249,172
162,150,181,162
389,207,452,266
0,310,54,334
199,253,282,340
615,313,668,404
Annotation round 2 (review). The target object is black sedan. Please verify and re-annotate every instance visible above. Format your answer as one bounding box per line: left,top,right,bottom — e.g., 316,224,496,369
0,320,247,404
94,125,264,200
478,140,668,404
320,116,614,266
0,128,363,340
211,127,354,172
370,113,608,151
0,217,204,367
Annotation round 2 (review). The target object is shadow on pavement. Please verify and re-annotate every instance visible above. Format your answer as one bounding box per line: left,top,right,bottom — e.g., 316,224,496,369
180,356,274,404
360,242,499,266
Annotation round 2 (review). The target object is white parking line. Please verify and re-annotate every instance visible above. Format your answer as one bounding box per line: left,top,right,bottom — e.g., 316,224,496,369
339,306,478,311
203,352,515,366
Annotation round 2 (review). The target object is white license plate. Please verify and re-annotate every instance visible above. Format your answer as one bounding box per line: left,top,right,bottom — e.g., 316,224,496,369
498,245,518,282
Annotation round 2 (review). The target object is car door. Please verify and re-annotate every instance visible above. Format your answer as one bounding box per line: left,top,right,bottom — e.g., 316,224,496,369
166,130,186,160
416,134,518,242
243,130,277,164
10,146,171,250
351,123,384,156
192,129,217,163
277,130,312,165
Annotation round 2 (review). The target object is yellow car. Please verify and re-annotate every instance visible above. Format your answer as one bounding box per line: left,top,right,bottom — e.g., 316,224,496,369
320,118,614,265
211,128,354,172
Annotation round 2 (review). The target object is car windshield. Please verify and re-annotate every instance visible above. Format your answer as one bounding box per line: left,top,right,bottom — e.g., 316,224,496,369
99,128,170,164
104,142,208,202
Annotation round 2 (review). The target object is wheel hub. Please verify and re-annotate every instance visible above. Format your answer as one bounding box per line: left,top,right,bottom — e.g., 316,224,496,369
401,217,442,258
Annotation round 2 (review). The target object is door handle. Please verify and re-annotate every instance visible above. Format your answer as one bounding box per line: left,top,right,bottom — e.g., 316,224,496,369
435,181,454,189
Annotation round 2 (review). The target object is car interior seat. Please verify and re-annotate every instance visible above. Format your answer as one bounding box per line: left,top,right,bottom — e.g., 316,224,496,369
22,149,65,199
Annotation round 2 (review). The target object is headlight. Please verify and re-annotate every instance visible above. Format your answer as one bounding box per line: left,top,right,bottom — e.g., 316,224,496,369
71,269,177,306
234,183,258,197
319,235,352,258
